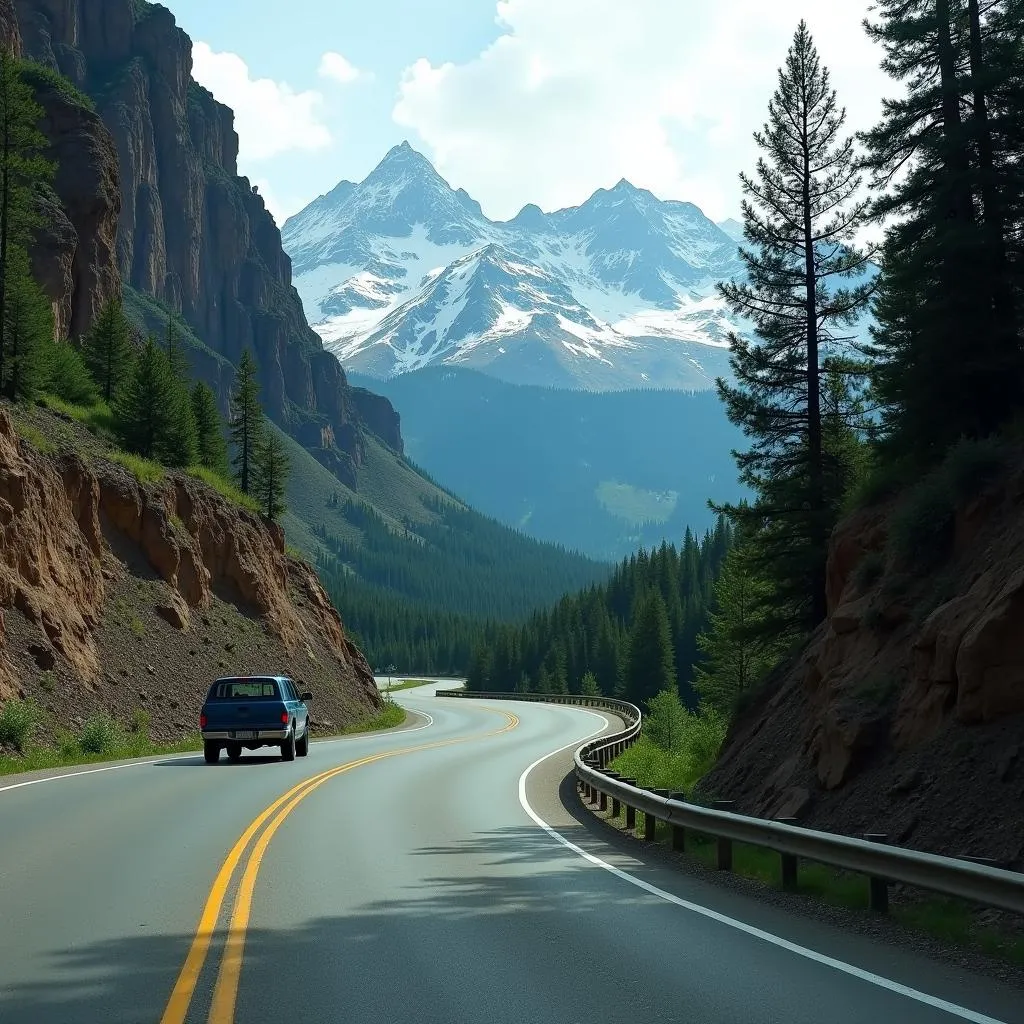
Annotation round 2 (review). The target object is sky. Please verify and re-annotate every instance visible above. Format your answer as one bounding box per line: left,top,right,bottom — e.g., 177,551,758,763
163,0,892,228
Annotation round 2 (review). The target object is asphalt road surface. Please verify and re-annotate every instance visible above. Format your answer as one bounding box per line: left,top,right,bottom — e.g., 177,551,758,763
1,684,1021,1024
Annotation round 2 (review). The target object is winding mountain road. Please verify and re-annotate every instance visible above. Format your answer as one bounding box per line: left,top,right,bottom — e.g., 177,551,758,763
1,684,1021,1024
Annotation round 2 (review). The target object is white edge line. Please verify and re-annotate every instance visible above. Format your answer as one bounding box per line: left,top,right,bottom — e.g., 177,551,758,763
0,707,435,796
517,711,1009,1024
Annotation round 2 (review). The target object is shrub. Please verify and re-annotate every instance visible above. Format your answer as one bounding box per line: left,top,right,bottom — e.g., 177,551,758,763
109,450,165,484
187,465,260,514
887,475,956,571
852,551,885,593
943,436,1013,503
78,714,123,755
0,699,42,752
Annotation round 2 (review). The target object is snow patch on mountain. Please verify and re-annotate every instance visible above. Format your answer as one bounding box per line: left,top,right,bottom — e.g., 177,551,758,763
281,142,755,390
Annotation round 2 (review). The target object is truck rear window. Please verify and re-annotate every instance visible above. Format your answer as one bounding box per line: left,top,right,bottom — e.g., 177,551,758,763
209,678,280,700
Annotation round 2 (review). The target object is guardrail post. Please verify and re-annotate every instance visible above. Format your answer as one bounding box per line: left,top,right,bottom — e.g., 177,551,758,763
599,786,608,811
606,772,622,817
621,778,637,830
669,792,686,851
714,801,735,871
646,789,671,841
864,833,890,912
776,817,799,891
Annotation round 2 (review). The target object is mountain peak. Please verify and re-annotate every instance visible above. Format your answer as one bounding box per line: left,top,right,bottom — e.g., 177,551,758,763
374,140,434,174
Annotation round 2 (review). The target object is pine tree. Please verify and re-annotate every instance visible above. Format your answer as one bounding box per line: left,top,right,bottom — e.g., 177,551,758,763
861,0,1024,464
0,55,54,390
693,545,784,715
82,297,134,404
229,349,264,494
43,338,98,406
191,381,229,475
579,670,601,697
112,335,177,461
627,589,676,705
2,246,50,402
715,22,873,638
645,687,689,751
254,426,289,522
159,317,197,469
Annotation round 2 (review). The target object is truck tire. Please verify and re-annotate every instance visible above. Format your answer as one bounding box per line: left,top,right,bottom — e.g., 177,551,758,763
203,741,220,764
280,729,296,762
226,742,243,762
296,726,309,757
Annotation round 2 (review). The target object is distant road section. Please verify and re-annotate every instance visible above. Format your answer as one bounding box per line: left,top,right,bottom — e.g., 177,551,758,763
0,687,1021,1024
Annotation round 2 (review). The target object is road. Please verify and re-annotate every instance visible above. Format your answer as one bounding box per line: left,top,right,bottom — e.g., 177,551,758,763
1,684,1022,1024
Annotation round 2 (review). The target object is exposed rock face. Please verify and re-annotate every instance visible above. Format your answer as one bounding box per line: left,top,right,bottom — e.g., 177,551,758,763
14,0,403,469
702,457,1024,865
0,3,121,341
29,78,121,340
0,407,382,733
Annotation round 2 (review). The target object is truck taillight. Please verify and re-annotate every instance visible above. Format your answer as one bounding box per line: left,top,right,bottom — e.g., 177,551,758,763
281,711,289,724
200,713,207,728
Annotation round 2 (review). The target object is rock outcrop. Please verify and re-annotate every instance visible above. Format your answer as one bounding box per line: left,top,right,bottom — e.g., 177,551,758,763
0,406,382,734
13,0,403,470
702,449,1024,865
29,73,122,340
0,5,122,342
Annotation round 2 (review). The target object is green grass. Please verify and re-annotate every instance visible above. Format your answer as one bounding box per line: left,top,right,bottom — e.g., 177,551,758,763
337,694,407,734
109,450,165,484
186,465,261,514
595,480,679,526
382,678,435,692
14,422,55,454
0,692,410,777
597,797,1024,969
0,716,204,777
41,395,116,435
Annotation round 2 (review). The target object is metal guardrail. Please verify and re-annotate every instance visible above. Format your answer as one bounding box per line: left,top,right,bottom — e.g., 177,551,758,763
437,688,1024,916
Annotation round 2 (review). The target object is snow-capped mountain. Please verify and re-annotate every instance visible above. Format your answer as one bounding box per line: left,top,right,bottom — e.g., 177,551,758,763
282,142,750,390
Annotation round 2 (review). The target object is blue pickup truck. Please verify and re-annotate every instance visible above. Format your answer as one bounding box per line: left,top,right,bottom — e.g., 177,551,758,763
199,675,312,764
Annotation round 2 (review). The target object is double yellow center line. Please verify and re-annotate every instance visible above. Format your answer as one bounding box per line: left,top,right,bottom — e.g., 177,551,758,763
159,707,519,1024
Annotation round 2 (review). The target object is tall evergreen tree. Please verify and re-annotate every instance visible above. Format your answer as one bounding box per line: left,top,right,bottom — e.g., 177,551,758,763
862,0,1024,464
255,426,290,522
715,22,873,637
113,335,177,461
627,589,676,706
43,337,97,406
229,348,264,494
82,297,134,404
579,670,601,696
191,380,229,475
2,246,50,402
0,55,53,389
693,545,785,715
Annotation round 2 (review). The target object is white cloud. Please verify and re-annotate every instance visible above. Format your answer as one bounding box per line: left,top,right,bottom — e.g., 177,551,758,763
392,0,889,222
319,52,365,85
191,42,331,162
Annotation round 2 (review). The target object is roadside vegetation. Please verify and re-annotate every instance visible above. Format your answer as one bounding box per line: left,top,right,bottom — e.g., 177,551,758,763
0,693,408,777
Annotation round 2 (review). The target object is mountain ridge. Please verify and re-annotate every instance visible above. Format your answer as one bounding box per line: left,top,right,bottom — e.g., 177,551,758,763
282,142,745,391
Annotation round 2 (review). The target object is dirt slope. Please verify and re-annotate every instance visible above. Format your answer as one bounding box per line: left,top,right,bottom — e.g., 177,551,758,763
702,445,1024,866
0,404,382,745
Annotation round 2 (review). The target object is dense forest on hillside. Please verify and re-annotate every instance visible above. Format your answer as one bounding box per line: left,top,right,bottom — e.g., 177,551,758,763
466,520,732,705
312,494,611,671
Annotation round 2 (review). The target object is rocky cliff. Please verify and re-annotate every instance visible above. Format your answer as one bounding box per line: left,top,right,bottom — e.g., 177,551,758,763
12,0,402,483
702,442,1024,866
0,0,122,341
0,403,382,739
